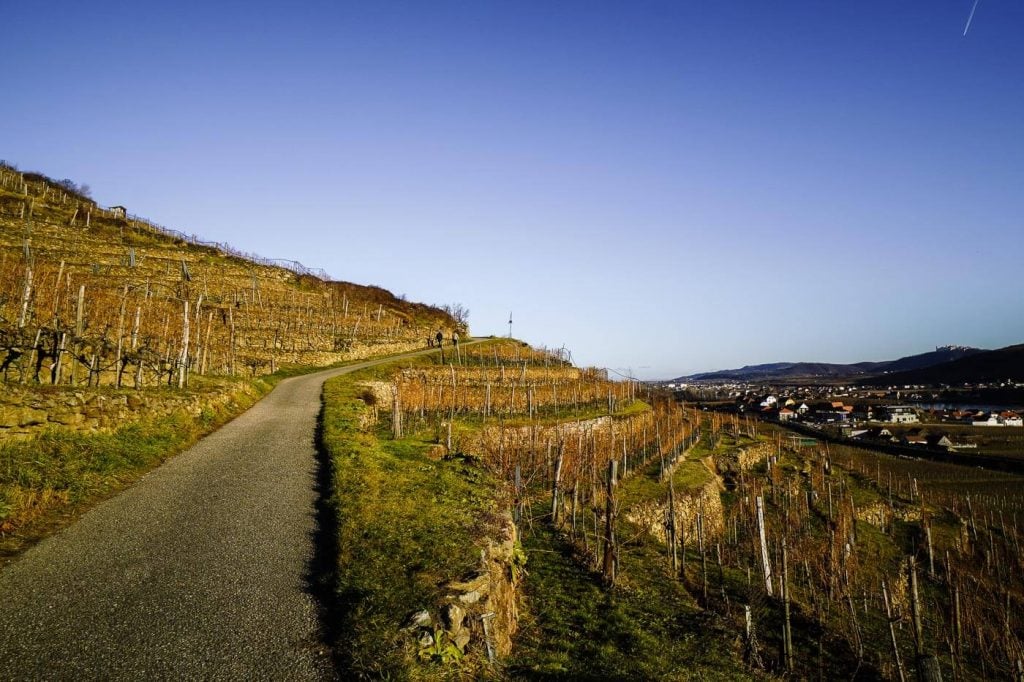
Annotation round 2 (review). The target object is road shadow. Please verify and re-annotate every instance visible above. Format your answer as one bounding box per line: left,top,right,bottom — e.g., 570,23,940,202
307,393,346,680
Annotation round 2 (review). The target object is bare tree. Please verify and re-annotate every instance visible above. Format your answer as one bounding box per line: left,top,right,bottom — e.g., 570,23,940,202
440,303,470,331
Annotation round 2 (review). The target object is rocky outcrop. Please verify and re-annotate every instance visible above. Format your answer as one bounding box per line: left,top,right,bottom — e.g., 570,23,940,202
407,514,523,669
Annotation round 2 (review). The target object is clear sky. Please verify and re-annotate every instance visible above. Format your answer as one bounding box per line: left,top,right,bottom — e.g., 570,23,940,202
4,1,1023,379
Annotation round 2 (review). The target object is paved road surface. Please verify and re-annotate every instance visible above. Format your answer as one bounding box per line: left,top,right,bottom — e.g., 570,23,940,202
0,342,478,680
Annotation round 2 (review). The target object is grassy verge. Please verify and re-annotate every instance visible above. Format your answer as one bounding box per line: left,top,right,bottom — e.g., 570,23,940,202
620,449,715,511
508,510,751,680
0,376,273,562
506,419,752,679
508,418,882,679
320,357,504,680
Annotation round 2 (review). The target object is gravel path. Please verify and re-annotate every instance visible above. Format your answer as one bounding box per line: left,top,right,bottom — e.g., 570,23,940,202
0,344,474,680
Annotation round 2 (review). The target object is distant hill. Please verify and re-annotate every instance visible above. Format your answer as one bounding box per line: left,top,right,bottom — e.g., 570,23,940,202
881,346,988,373
860,344,1024,386
673,346,985,383
677,362,871,383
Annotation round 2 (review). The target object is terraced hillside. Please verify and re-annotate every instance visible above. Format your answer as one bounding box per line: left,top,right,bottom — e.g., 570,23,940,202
315,339,747,678
0,163,460,389
327,339,1024,679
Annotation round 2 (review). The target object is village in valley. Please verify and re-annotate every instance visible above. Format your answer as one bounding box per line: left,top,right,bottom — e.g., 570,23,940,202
662,379,1024,455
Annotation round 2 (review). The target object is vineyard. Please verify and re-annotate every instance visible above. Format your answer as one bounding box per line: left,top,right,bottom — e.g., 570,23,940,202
5,164,1023,678
328,339,724,676
468,394,1024,679
371,342,691,502
361,342,1024,679
393,365,636,420
0,163,458,391
697,420,1024,680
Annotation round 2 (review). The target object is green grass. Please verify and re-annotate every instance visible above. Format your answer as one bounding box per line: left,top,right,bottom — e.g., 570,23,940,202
506,424,750,679
321,363,503,680
508,516,754,680
619,457,714,510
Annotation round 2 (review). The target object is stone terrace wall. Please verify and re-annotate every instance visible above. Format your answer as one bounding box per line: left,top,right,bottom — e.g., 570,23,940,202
406,514,523,669
0,381,266,440
625,477,726,545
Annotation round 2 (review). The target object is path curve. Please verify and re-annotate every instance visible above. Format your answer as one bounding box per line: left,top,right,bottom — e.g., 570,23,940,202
0,340,483,680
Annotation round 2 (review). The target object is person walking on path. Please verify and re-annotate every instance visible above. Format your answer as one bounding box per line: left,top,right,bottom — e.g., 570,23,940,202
452,331,461,365
436,330,445,363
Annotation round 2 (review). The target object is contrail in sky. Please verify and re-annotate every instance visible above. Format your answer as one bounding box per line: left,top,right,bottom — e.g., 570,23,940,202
964,0,981,36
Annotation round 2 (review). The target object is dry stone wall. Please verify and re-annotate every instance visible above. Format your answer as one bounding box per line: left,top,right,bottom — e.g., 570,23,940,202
407,514,523,668
736,442,774,470
0,381,265,440
625,476,726,545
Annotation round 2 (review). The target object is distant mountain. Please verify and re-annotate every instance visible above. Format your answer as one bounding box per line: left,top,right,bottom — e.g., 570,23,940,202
860,344,1024,386
881,345,986,373
672,346,985,383
677,362,872,383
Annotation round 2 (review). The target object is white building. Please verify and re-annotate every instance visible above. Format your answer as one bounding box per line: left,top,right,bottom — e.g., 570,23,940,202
885,406,919,424
973,411,1024,427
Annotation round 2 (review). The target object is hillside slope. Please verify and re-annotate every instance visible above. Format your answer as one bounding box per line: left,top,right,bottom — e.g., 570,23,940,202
675,345,984,383
679,361,873,383
0,163,459,388
861,343,1024,385
881,345,986,373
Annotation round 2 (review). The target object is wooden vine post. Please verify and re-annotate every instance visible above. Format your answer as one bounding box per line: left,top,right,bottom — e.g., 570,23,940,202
551,442,564,525
115,287,127,388
925,520,935,579
667,474,678,577
17,265,32,329
513,464,522,528
228,306,236,376
882,579,907,682
909,557,943,682
391,385,403,439
177,300,190,388
756,495,774,597
782,536,793,672
698,507,707,602
603,460,618,587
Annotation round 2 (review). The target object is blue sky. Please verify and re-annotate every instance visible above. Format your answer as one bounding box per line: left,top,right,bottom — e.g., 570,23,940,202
3,1,1023,378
